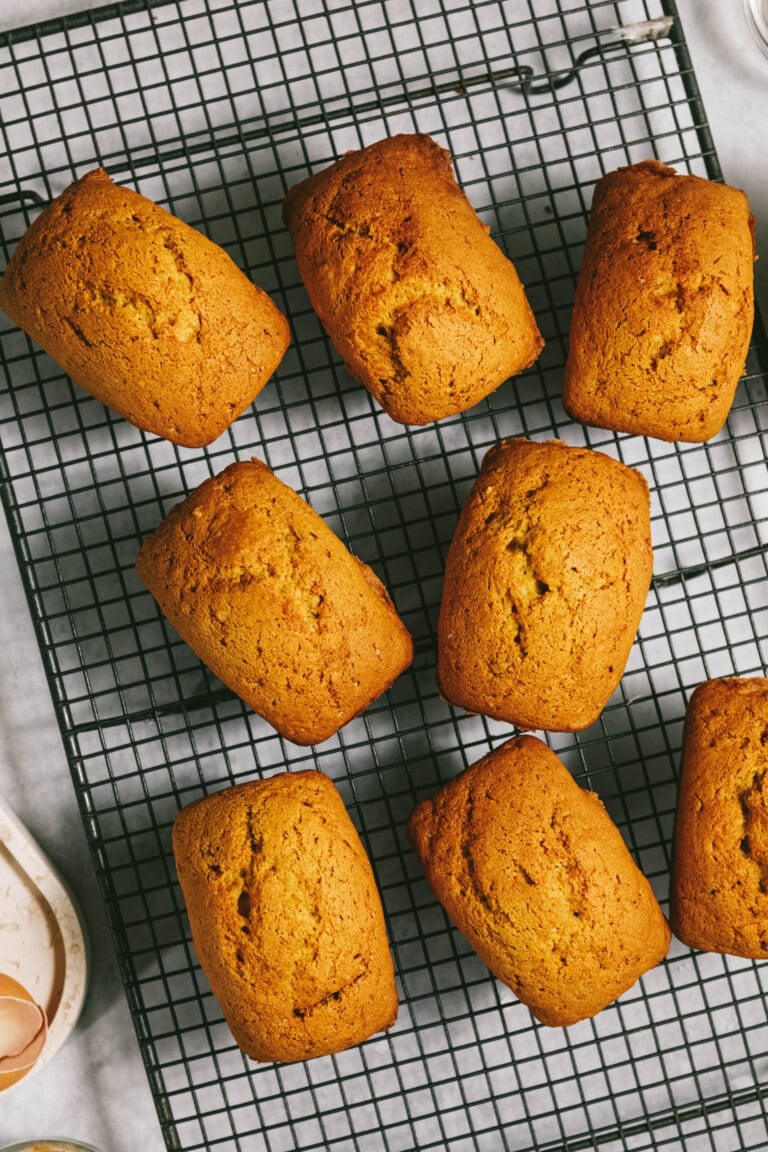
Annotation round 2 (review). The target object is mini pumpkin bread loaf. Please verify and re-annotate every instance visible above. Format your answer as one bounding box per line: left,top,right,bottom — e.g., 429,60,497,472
0,169,289,447
136,459,413,745
283,133,543,425
174,771,398,1062
408,736,671,1026
671,677,768,957
563,160,754,442
437,437,652,732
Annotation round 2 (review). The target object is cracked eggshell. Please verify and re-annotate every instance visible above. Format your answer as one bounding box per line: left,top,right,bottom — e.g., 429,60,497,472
0,972,48,1091
0,795,88,1092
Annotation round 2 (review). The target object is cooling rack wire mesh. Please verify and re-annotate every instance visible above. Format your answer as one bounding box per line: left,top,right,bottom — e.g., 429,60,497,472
1,0,768,1148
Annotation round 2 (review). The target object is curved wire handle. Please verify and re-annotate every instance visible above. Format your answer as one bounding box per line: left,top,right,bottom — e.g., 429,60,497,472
514,17,674,95
0,18,674,215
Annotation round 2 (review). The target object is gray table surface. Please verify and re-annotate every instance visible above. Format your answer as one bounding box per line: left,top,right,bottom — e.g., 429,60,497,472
0,2,765,1150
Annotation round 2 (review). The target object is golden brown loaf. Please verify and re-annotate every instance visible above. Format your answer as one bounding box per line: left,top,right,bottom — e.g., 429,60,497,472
437,437,653,732
283,133,543,425
671,677,768,957
173,771,398,1063
136,458,413,745
408,736,671,1027
0,168,290,447
563,159,754,442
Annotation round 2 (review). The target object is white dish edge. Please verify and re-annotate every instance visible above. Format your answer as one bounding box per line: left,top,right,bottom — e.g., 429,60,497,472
0,792,89,1084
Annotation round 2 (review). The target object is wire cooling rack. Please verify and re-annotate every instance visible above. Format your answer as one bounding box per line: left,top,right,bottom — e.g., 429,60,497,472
1,0,768,1148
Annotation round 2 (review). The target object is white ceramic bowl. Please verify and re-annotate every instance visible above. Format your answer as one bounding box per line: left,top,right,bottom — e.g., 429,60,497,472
0,1143,101,1152
744,0,768,56
0,795,89,1090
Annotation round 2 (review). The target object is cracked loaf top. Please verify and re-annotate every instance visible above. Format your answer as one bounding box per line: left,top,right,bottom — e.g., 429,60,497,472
173,771,398,1063
0,168,289,447
563,159,754,443
437,437,653,732
136,458,413,745
283,133,543,425
407,736,671,1027
671,677,768,958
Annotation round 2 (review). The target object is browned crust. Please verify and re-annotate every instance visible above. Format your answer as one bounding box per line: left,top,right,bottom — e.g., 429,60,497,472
173,771,398,1062
671,677,768,957
437,437,653,731
136,458,414,744
0,168,290,446
563,159,754,442
283,133,543,424
407,736,671,1026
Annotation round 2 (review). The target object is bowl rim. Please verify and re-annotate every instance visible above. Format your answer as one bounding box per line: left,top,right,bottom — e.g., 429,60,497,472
0,1141,101,1152
743,0,768,58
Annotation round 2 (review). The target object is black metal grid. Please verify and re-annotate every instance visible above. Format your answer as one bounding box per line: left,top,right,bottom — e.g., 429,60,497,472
1,0,767,1148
